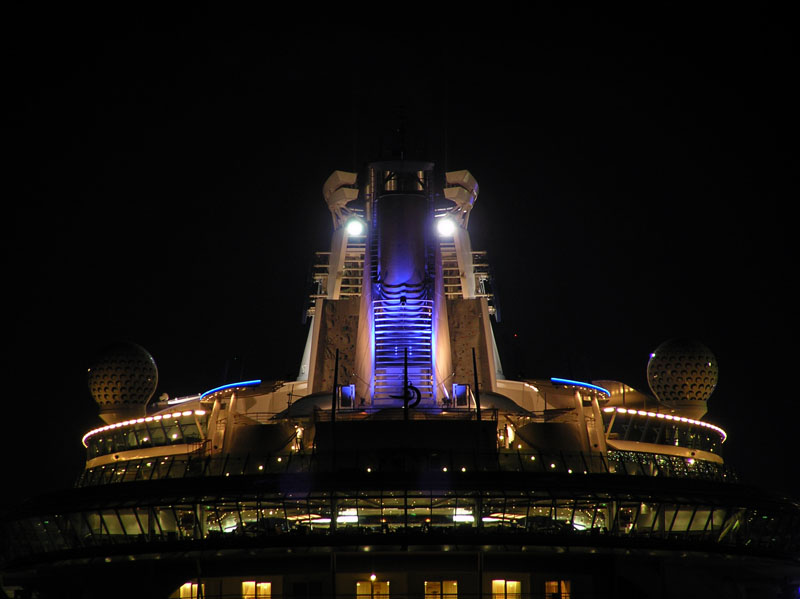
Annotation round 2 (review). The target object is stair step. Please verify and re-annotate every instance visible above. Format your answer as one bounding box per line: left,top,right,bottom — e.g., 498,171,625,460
372,283,434,401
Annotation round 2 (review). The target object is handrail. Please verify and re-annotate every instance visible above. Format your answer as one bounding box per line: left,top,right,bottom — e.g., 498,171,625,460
75,447,738,489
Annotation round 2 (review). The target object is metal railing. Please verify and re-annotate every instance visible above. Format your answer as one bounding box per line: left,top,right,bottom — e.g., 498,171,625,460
75,447,737,488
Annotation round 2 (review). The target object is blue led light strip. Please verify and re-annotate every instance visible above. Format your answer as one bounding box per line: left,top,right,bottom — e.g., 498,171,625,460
550,377,611,397
200,379,262,400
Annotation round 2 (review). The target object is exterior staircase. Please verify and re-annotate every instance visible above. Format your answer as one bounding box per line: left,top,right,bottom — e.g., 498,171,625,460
440,241,463,298
372,283,434,403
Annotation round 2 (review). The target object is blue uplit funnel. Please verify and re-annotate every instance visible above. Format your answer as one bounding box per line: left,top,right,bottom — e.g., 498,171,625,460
369,162,436,403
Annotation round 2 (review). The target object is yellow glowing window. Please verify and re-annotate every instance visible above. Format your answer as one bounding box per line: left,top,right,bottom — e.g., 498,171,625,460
178,582,204,599
243,581,272,598
356,580,390,599
491,580,521,599
425,580,457,599
544,580,571,599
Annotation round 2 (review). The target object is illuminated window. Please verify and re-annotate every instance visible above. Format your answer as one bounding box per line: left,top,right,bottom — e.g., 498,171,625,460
243,581,272,598
544,580,571,599
425,580,457,599
491,580,521,599
356,580,390,599
178,582,204,599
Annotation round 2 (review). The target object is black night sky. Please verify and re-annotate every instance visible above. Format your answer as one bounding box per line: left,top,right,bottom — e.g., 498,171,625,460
8,4,799,505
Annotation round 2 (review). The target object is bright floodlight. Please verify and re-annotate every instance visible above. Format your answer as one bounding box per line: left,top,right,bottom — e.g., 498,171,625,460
437,218,456,237
345,218,364,236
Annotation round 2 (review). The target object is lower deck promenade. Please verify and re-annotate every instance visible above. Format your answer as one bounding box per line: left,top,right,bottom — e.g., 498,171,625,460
2,449,797,572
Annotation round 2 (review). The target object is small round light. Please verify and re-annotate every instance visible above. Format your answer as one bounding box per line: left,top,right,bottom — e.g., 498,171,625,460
345,219,364,236
436,218,456,237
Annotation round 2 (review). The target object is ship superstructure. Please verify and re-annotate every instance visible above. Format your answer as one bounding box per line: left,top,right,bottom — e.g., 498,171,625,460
1,161,798,599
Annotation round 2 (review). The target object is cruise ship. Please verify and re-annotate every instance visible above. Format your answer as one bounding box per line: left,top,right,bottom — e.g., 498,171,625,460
1,160,798,598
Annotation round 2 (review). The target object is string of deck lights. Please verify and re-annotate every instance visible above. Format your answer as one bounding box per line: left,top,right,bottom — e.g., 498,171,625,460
81,410,207,447
602,406,727,442
82,380,262,447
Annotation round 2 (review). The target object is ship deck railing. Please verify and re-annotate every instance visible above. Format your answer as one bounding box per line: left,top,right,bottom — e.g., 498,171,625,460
313,406,500,422
75,446,738,489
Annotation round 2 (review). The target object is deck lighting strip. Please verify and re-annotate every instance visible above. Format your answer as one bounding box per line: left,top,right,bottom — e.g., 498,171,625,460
199,379,262,400
550,378,611,397
167,394,203,406
603,406,726,442
81,410,207,447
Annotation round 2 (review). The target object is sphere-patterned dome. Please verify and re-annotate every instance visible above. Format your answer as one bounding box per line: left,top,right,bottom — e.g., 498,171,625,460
646,338,718,403
87,342,158,412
